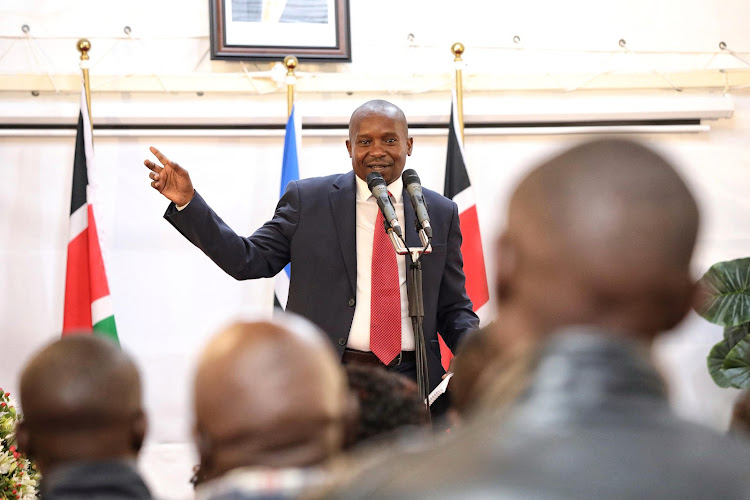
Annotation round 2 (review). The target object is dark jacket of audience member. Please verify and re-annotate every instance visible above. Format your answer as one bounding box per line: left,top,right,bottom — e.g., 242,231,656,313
18,334,152,499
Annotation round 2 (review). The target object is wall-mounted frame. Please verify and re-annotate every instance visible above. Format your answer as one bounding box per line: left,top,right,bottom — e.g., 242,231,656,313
209,0,351,62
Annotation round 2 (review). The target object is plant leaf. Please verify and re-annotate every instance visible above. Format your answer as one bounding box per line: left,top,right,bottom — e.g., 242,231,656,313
694,258,750,327
707,339,736,388
721,334,750,389
724,322,750,350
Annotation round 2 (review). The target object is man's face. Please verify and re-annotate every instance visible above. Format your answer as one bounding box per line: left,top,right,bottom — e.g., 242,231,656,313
346,110,413,185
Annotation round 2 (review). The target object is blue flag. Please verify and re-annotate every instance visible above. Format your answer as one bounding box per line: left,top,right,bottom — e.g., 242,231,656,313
274,106,300,310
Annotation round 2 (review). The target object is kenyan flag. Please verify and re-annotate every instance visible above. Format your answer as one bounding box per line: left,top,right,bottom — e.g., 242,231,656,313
62,88,118,342
439,92,490,370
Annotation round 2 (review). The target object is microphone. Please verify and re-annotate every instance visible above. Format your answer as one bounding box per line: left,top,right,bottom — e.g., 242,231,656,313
402,169,432,239
366,172,403,238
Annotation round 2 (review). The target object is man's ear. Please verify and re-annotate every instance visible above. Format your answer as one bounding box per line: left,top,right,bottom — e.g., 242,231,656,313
194,425,215,481
345,139,352,158
16,420,33,458
495,232,516,303
130,410,147,454
406,136,413,156
661,276,698,332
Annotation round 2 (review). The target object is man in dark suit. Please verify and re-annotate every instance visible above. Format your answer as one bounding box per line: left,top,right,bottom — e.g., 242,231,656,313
144,100,478,407
18,335,152,499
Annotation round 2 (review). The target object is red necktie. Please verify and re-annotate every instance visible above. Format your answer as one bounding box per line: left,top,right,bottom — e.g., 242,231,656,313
370,208,402,365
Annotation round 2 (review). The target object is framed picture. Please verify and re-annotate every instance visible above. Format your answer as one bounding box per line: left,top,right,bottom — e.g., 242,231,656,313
209,0,351,62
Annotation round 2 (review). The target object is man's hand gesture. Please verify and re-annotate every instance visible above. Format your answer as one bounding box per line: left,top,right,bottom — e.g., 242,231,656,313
144,146,195,207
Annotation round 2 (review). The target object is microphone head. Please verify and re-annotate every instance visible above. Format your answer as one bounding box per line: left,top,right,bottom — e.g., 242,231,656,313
402,169,420,185
366,172,386,190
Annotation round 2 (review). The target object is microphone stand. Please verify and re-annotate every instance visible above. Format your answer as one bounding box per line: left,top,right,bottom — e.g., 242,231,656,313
385,221,432,418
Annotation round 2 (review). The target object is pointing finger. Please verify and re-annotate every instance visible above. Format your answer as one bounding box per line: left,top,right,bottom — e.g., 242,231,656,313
149,146,171,167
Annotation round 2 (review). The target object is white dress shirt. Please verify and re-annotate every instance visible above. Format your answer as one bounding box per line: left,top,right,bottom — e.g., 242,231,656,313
347,175,415,352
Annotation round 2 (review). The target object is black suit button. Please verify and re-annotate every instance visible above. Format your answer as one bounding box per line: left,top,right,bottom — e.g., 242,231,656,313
337,338,347,346
348,298,356,307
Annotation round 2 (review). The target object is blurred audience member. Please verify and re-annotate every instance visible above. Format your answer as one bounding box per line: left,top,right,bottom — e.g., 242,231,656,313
192,315,351,499
448,325,499,415
447,324,535,424
18,334,152,499
344,364,429,447
334,138,750,499
729,390,750,438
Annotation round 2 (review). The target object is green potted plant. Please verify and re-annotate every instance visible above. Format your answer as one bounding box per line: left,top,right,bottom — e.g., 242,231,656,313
0,388,40,498
693,257,750,388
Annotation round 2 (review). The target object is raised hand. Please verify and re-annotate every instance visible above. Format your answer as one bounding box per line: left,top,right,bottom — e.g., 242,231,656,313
144,146,195,207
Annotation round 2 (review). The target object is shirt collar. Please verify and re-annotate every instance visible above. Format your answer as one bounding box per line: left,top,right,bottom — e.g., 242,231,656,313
355,173,404,203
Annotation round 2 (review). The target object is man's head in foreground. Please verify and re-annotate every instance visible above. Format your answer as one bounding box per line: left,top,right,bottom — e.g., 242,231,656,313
494,138,699,349
344,364,429,447
193,315,350,482
18,334,146,474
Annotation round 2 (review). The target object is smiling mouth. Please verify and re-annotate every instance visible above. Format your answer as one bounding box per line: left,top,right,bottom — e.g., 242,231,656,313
367,164,391,169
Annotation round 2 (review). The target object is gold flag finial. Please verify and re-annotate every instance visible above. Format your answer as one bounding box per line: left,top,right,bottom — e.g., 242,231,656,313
77,39,93,126
451,43,465,143
451,42,464,61
283,55,298,117
283,55,298,74
77,39,91,60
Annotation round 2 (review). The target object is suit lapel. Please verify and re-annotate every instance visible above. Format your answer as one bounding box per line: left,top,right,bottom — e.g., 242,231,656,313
330,171,357,295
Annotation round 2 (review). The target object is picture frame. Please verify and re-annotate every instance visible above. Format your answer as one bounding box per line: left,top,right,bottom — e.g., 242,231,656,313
209,0,351,62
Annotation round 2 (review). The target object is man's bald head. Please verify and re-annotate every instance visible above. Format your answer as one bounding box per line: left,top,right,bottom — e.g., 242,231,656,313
194,315,349,479
348,99,407,133
18,334,145,472
498,138,699,341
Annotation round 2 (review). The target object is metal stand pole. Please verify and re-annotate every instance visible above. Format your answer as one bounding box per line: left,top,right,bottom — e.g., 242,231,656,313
384,219,432,419
407,252,431,420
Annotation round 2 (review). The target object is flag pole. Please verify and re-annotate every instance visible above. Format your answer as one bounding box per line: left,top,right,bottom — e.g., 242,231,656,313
77,39,93,128
451,42,465,144
284,55,298,117
65,38,119,342
274,57,300,312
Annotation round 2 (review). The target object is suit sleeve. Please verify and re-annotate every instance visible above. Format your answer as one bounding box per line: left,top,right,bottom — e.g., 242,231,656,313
164,182,300,280
436,201,480,351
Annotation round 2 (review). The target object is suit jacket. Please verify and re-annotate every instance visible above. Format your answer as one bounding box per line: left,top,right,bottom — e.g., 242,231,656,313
41,460,152,499
166,171,478,390
336,328,750,499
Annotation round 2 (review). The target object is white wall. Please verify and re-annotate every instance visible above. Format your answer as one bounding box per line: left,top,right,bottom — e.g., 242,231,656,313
1,0,749,93
3,98,750,496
